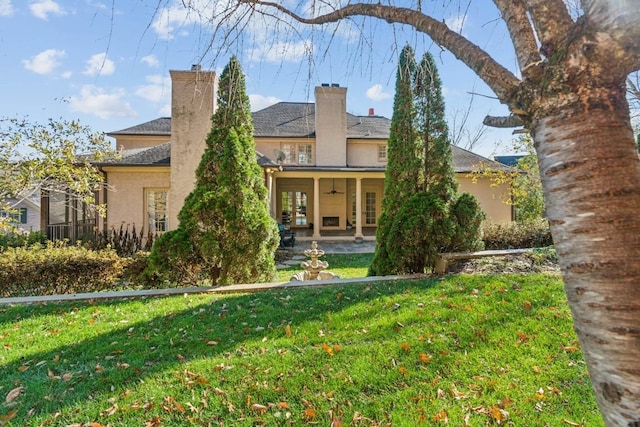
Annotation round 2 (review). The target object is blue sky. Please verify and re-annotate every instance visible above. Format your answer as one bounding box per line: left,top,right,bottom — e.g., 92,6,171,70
0,0,521,157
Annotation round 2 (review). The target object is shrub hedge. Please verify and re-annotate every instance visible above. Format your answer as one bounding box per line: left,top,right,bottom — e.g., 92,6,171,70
0,242,127,297
482,219,553,250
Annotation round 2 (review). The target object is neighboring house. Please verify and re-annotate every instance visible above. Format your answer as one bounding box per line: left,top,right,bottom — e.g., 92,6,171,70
1,193,40,233
41,66,512,242
494,155,525,167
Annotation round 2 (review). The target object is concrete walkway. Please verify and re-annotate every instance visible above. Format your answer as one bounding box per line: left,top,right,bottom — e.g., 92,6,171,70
287,240,376,254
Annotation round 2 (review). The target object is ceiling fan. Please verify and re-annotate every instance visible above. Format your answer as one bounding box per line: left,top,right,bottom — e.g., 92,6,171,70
325,178,344,195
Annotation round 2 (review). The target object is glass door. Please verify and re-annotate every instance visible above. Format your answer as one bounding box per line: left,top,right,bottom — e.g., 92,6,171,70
365,191,377,225
295,192,307,226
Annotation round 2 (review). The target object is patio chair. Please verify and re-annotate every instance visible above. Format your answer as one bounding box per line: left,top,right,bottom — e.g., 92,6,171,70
278,224,295,247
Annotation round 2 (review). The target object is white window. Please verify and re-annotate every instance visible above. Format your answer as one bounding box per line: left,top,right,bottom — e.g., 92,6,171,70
378,145,388,162
281,143,313,165
145,189,168,232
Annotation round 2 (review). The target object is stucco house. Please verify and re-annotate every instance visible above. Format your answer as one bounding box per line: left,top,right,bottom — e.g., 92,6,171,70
41,66,512,242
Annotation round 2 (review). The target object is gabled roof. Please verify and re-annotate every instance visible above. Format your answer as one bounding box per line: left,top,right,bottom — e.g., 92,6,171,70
107,118,171,136
105,102,506,171
452,146,511,173
110,103,392,140
97,142,278,168
251,102,391,139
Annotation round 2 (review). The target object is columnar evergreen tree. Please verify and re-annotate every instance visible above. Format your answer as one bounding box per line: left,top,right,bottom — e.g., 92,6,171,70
370,46,483,276
369,45,420,276
149,57,279,285
414,53,458,201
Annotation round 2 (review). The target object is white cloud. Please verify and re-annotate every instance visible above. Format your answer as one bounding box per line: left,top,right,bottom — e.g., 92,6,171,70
141,54,160,68
69,85,136,119
22,49,66,75
445,14,468,35
247,40,311,63
30,0,66,20
83,53,115,76
366,84,392,102
249,94,281,112
135,75,170,103
61,71,72,79
151,4,192,40
0,0,15,16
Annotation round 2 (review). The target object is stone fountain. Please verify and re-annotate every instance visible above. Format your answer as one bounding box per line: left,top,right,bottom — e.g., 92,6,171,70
290,241,339,281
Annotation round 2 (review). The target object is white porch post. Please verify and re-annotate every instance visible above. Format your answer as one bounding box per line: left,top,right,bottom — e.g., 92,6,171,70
266,169,275,218
355,177,363,240
313,177,321,239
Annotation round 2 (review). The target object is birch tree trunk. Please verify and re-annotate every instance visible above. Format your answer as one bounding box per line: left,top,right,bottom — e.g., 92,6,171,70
532,91,640,425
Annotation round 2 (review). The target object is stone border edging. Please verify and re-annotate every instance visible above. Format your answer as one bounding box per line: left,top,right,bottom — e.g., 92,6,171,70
0,275,428,306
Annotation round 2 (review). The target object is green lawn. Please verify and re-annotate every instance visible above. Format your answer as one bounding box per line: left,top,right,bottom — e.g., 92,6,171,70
0,271,601,426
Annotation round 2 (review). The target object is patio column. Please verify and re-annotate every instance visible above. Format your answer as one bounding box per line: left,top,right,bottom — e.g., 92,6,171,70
355,177,363,240
266,169,275,217
313,177,321,239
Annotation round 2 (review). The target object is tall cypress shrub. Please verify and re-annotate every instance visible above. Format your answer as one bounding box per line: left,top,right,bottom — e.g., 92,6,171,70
369,46,420,276
149,57,279,285
370,47,485,275
414,52,458,201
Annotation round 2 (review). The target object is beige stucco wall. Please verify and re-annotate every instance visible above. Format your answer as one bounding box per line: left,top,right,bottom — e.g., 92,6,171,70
112,135,169,151
256,138,315,164
103,167,170,230
347,139,387,167
458,175,512,223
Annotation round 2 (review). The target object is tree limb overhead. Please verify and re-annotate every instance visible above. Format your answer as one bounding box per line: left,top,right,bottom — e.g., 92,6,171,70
483,115,525,129
492,0,541,71
240,0,522,103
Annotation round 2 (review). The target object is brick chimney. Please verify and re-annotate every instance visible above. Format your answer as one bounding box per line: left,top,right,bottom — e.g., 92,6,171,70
314,83,347,167
168,67,217,229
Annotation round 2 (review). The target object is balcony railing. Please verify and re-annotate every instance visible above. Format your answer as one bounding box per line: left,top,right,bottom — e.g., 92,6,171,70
46,220,97,243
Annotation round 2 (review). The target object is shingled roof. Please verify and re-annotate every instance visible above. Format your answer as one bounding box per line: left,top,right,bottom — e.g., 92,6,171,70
251,102,391,139
104,102,507,171
107,118,171,136
98,142,277,168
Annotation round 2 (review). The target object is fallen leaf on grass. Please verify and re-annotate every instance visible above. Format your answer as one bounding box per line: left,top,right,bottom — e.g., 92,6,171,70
250,404,268,414
5,386,23,403
419,353,432,364
47,369,60,380
145,416,162,427
303,407,316,421
101,403,118,416
488,405,509,423
0,408,18,425
284,324,292,337
17,365,29,373
432,410,448,422
322,343,334,356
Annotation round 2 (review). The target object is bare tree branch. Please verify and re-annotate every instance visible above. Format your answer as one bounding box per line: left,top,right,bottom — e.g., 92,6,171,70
483,114,525,128
492,0,541,71
240,0,521,103
525,0,574,57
